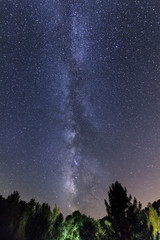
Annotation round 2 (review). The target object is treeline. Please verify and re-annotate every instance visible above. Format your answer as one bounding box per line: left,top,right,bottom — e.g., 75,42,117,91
0,181,160,240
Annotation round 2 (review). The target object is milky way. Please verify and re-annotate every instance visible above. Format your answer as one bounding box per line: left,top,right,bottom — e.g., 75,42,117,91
1,0,160,218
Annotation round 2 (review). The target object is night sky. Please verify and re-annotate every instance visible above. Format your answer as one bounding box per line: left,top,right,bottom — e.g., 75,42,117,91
1,0,160,219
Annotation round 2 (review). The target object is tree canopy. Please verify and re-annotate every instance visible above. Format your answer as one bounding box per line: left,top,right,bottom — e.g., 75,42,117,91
0,182,159,240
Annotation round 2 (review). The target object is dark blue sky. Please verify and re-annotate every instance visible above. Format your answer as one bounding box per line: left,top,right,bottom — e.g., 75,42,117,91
1,0,160,218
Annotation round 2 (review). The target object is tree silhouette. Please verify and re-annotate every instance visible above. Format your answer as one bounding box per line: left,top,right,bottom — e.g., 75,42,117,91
104,181,154,240
0,191,21,240
104,181,132,239
0,183,159,240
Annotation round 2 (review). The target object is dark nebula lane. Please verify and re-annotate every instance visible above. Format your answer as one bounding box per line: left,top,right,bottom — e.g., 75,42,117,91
1,0,160,218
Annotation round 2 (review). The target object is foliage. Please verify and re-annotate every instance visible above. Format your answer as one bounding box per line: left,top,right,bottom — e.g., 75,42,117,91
149,206,160,239
79,216,110,240
0,182,159,240
104,181,154,240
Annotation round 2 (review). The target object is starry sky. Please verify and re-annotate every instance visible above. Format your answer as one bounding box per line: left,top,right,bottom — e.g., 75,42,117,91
1,0,160,219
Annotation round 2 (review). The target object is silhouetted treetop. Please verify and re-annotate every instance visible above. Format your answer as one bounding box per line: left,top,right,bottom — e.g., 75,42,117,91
0,182,159,240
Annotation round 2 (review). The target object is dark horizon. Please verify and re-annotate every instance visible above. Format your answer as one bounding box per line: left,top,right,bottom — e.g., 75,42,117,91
1,181,159,240
0,183,159,220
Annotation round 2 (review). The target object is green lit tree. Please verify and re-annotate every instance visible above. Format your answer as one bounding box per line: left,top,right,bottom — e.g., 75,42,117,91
62,210,85,240
149,206,160,239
